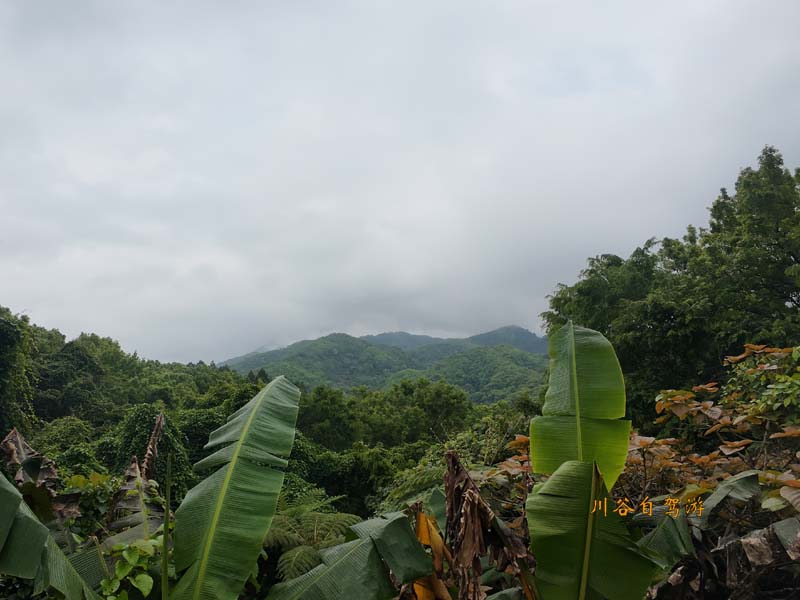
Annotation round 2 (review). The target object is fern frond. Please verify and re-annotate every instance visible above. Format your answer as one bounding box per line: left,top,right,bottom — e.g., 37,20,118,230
298,512,361,545
264,515,304,549
277,545,322,581
280,492,344,517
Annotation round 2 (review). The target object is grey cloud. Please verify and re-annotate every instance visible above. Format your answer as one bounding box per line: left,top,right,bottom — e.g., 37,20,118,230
2,1,800,361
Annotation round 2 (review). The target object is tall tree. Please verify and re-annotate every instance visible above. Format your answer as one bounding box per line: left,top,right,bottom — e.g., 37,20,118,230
704,146,800,345
543,147,800,426
0,308,36,436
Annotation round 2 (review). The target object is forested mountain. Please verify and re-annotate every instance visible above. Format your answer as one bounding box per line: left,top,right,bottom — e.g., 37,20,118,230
361,324,547,353
222,333,412,390
360,331,442,350
1,303,527,512
220,326,547,402
387,345,547,404
466,325,548,353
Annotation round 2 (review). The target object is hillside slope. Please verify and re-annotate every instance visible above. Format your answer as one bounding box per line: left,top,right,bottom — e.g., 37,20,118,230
222,333,413,389
467,325,547,353
362,325,547,355
388,345,548,404
222,327,548,403
360,331,442,350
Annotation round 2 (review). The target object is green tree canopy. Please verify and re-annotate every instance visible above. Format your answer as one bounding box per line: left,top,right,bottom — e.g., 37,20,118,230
0,308,36,436
543,147,800,426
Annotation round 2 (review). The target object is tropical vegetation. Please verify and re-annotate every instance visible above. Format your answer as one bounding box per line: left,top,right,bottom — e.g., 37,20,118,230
1,146,799,598
543,146,800,427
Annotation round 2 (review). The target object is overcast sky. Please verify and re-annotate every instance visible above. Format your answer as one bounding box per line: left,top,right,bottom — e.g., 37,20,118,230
2,2,800,363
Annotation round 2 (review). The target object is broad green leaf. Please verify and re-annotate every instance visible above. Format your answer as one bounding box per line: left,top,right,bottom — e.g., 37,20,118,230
0,474,99,599
637,512,695,569
531,322,631,487
526,461,657,600
350,512,431,583
530,417,630,488
700,470,760,525
268,538,395,600
123,546,140,565
116,559,134,578
267,512,431,600
0,474,19,548
102,577,120,595
543,322,626,418
171,377,301,600
130,572,154,597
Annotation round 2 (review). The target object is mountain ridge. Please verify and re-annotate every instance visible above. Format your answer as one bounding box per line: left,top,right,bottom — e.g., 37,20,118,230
222,325,546,369
220,325,548,403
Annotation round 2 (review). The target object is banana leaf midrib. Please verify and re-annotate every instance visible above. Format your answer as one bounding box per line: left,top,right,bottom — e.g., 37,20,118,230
568,323,584,462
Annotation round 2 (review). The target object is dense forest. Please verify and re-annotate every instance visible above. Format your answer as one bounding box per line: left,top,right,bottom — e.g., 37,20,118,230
220,326,548,404
1,146,799,599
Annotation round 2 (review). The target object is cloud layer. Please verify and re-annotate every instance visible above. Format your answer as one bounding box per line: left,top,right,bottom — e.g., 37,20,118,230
2,1,800,361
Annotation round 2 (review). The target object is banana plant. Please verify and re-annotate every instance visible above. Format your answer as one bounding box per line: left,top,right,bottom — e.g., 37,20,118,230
0,377,301,600
0,473,99,599
170,375,301,600
526,322,661,600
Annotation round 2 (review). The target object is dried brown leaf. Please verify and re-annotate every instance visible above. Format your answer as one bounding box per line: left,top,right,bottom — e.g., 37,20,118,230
140,412,165,481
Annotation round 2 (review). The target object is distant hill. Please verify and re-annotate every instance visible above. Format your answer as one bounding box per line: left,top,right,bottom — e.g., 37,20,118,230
360,331,442,351
221,326,548,403
407,340,475,365
388,345,548,404
467,325,548,354
221,333,412,389
362,325,547,355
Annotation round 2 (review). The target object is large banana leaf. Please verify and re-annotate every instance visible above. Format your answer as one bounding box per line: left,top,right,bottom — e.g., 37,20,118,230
270,537,396,600
526,461,657,600
531,321,630,487
0,473,99,599
699,470,760,525
350,512,432,583
267,512,431,600
171,376,301,600
632,506,696,570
